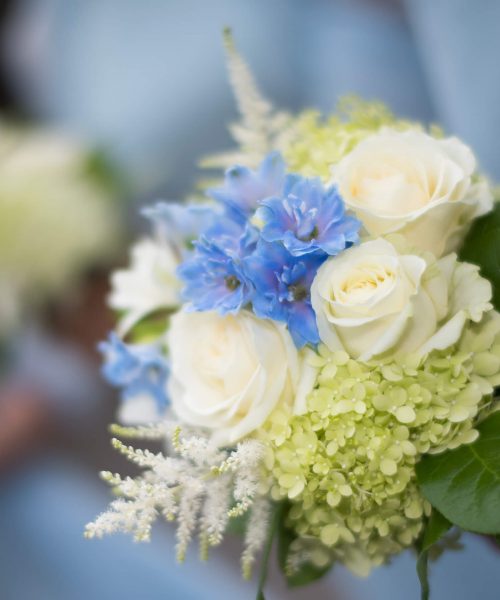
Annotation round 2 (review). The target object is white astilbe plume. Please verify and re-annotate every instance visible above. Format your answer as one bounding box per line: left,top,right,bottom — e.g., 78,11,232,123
216,439,267,517
109,422,168,440
241,495,272,579
199,474,232,552
200,29,293,171
85,425,269,571
176,478,205,561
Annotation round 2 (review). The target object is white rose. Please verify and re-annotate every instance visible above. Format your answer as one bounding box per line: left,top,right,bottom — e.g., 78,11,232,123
311,238,492,361
109,238,180,335
167,309,299,445
331,129,493,257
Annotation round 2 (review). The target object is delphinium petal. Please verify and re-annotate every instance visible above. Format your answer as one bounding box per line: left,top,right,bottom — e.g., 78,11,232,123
256,175,360,257
208,151,285,222
178,219,258,314
244,240,322,347
99,333,169,422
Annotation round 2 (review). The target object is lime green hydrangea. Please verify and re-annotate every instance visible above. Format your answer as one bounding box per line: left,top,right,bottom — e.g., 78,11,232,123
262,311,500,576
281,97,425,180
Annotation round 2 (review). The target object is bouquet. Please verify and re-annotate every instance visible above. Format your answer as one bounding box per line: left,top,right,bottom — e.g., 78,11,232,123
0,123,122,341
87,33,500,599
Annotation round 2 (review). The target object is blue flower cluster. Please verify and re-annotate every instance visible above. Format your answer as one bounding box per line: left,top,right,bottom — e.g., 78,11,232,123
99,333,170,418
160,153,360,348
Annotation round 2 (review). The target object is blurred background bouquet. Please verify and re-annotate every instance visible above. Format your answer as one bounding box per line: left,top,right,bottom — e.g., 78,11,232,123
0,123,121,342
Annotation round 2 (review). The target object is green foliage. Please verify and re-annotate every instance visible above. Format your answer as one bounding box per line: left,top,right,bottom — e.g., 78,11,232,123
460,200,500,310
83,149,128,199
416,411,500,534
126,309,173,344
226,511,248,536
277,504,332,588
416,510,452,600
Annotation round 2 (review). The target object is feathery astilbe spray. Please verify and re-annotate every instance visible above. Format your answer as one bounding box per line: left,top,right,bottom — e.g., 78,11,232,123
84,471,175,543
176,478,205,562
241,495,272,579
200,29,292,171
109,422,167,440
215,439,267,517
199,474,232,557
85,424,268,565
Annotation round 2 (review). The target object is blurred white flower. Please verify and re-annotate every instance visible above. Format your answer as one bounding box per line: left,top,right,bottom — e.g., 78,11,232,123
109,238,181,335
0,123,122,339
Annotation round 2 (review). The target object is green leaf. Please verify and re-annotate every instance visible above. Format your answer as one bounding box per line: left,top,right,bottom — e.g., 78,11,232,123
420,510,452,552
416,412,500,534
277,507,332,587
460,200,500,310
284,562,332,588
126,309,173,344
226,511,248,536
83,148,129,198
416,510,452,600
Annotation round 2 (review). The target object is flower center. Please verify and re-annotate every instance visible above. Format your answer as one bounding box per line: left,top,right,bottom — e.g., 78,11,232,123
299,225,319,243
225,275,241,291
289,284,308,302
334,264,395,304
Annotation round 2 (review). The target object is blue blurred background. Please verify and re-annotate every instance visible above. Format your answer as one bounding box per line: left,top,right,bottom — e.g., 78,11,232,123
0,1,499,599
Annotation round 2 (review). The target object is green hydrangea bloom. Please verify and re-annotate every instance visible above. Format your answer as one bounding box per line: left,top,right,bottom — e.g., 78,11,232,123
281,97,425,180
262,311,500,576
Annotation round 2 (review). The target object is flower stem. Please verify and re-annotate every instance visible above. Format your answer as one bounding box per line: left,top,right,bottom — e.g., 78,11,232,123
256,502,283,600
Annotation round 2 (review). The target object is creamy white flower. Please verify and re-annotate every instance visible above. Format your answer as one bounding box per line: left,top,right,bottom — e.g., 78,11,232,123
167,310,299,445
331,129,493,257
311,238,492,361
109,238,180,335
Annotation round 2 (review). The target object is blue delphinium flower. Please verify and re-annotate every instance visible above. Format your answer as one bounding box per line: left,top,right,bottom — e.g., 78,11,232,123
177,218,257,314
142,201,221,257
208,151,285,222
99,333,169,419
244,241,323,347
256,175,360,256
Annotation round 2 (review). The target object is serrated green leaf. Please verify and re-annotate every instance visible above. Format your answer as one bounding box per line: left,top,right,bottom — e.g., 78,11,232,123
416,510,452,600
416,412,500,534
460,201,500,310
